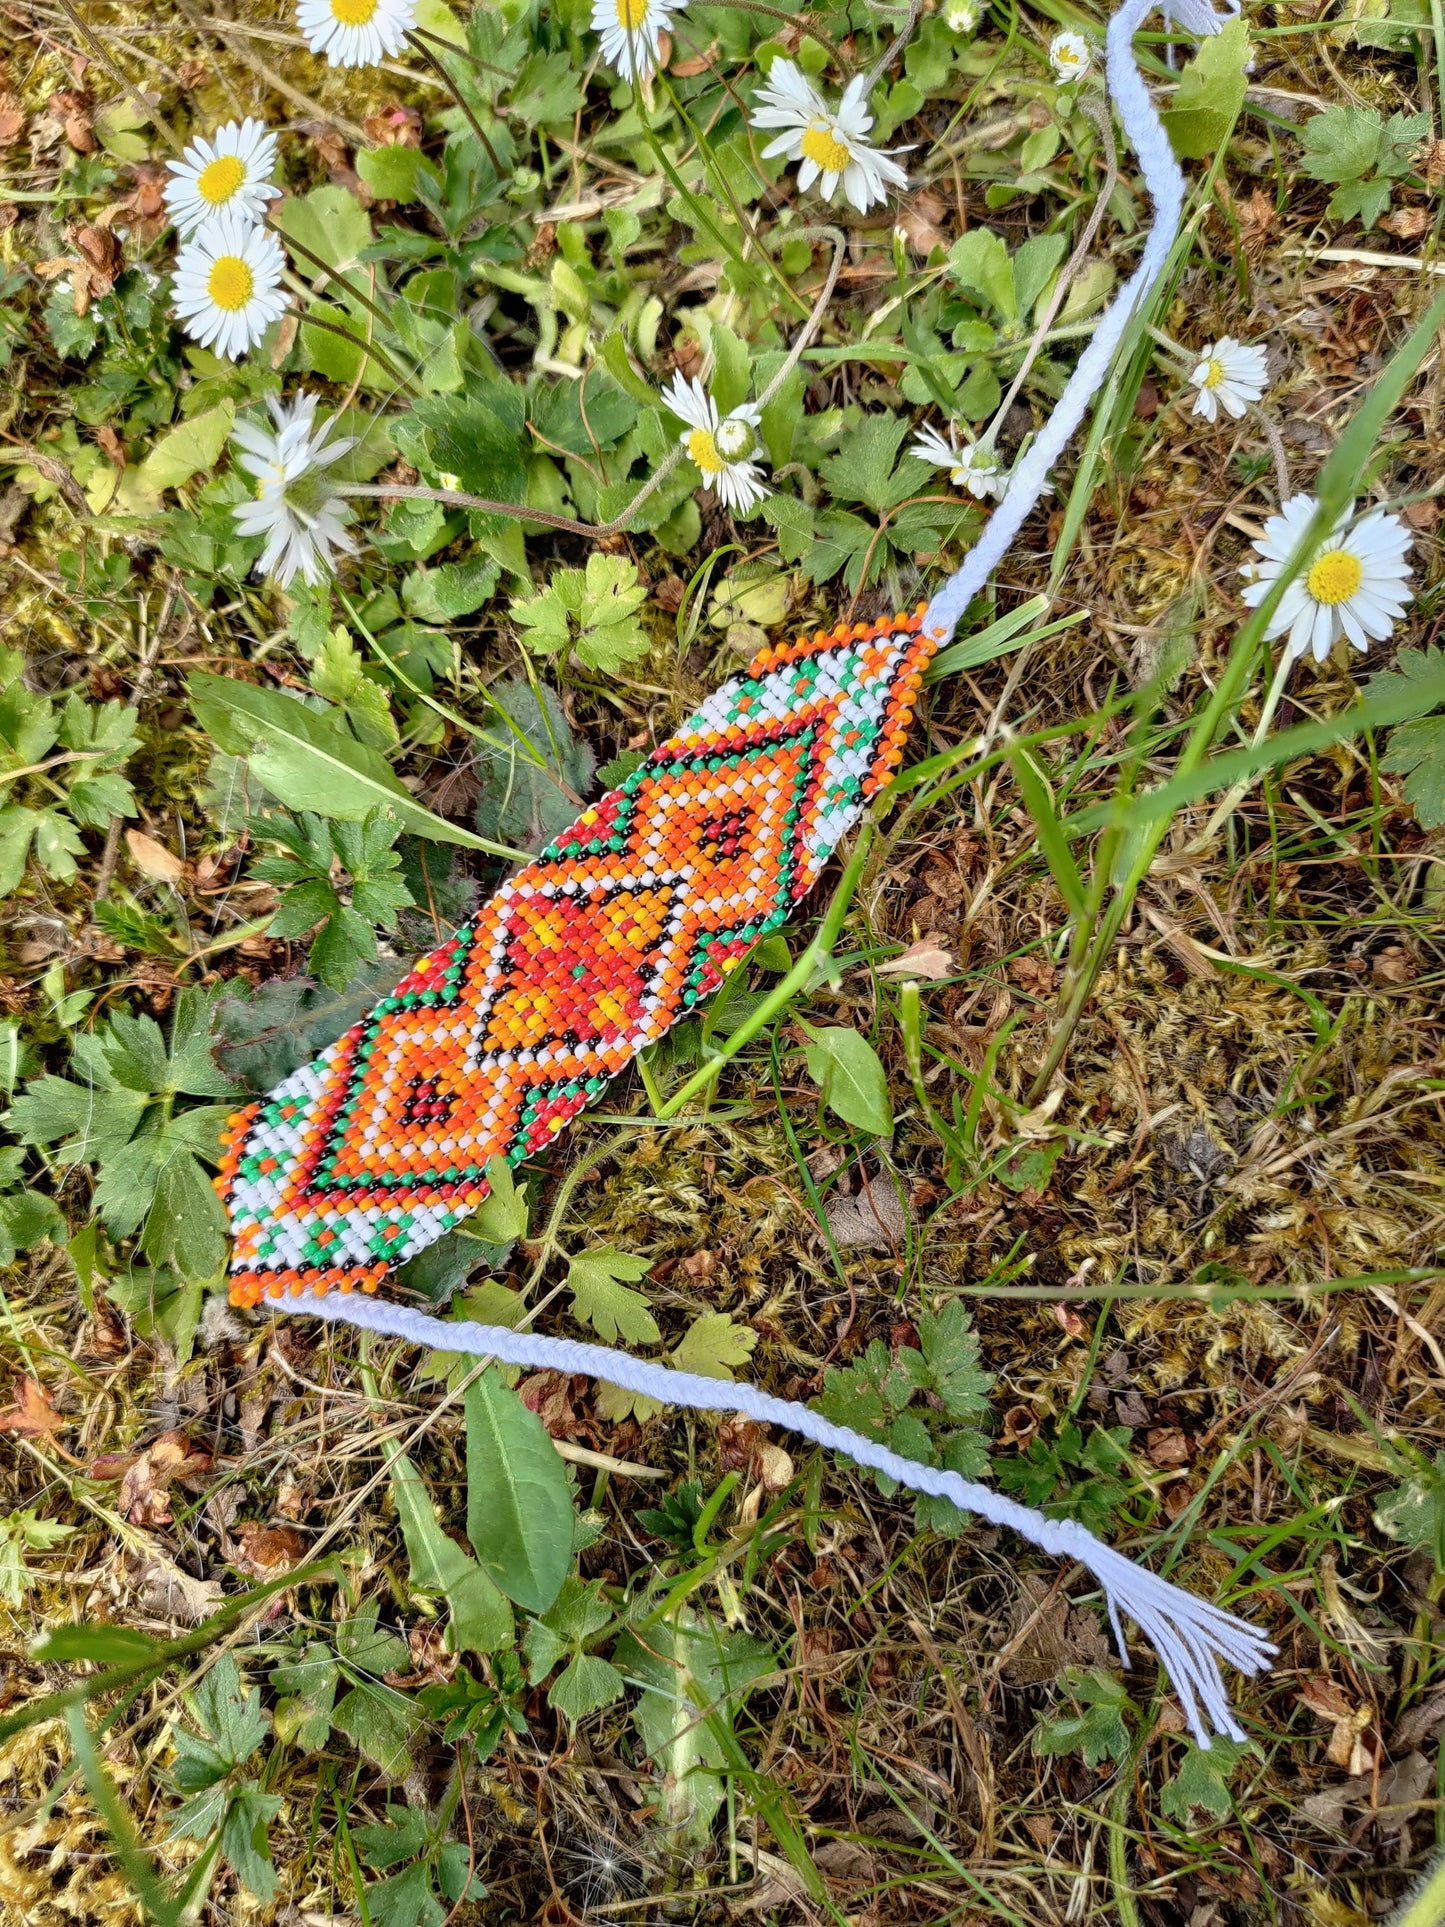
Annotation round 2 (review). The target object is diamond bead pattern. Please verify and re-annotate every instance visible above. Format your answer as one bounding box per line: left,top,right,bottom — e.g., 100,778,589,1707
219,610,934,1306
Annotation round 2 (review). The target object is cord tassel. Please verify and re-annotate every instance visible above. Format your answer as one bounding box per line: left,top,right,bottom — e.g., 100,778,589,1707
295,1290,1276,1747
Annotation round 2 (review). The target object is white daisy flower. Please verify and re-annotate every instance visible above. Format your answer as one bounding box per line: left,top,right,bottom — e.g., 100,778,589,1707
943,0,980,32
171,214,288,361
230,392,359,587
591,0,682,83
1049,30,1093,81
163,118,281,238
910,421,1006,502
750,60,909,215
1189,335,1269,423
296,0,417,69
662,373,769,517
1240,493,1413,665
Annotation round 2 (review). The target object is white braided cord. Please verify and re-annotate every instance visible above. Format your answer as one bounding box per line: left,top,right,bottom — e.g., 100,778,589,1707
295,1288,1275,1746
258,0,1278,1749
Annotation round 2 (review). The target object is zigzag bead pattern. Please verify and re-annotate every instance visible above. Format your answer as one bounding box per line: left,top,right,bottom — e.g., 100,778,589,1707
219,608,935,1307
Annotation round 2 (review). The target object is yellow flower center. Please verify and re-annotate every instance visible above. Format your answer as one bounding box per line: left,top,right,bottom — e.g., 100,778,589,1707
1305,549,1362,606
1201,356,1225,390
614,0,648,27
208,255,255,312
196,154,247,206
800,120,852,174
330,0,380,24
686,427,724,475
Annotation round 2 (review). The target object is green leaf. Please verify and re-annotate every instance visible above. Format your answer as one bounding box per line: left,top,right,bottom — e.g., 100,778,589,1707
332,1679,424,1781
1373,646,1445,826
310,629,399,750
1032,1668,1133,1768
672,1311,757,1380
273,183,374,273
818,415,920,517
1008,746,1087,918
222,1784,283,1902
1011,233,1068,321
1161,15,1250,159
142,1149,229,1278
613,1611,775,1847
917,1300,992,1420
567,1247,659,1345
1160,1738,1248,1820
708,322,751,417
947,229,1016,323
464,1368,573,1613
547,1652,625,1722
133,402,236,501
337,1598,413,1675
188,673,522,858
357,144,441,204
470,1155,528,1243
271,1640,338,1751
188,1655,269,1767
474,678,595,853
361,1860,444,1927
799,1023,894,1136
399,390,527,502
402,555,500,622
1375,1448,1445,1567
388,1452,513,1654
1327,176,1395,228
1298,104,1386,183
510,554,651,673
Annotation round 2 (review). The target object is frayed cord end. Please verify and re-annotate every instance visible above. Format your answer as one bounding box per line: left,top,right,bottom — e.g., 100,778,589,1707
282,1287,1276,1752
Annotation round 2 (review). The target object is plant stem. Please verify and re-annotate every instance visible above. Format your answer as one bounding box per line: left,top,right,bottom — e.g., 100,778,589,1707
1192,645,1293,846
405,27,505,177
341,455,684,538
293,310,421,400
656,819,875,1119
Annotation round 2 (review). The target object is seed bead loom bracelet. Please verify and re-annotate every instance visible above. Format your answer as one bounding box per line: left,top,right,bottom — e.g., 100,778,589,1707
218,0,1276,1747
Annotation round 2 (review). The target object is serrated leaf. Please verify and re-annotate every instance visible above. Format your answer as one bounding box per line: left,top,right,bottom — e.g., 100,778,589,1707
1161,15,1250,159
1372,646,1445,826
470,1155,528,1243
1032,1668,1133,1768
567,1247,659,1345
332,1678,425,1781
1160,1738,1248,1820
547,1652,625,1722
671,1312,757,1380
134,403,235,500
1299,104,1387,182
1375,1448,1445,1567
